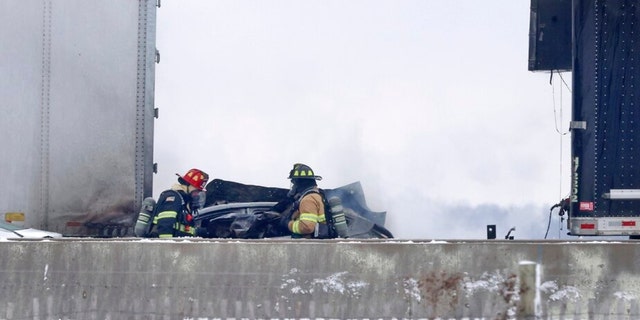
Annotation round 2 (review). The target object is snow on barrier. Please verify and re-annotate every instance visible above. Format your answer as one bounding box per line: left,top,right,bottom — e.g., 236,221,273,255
0,239,639,319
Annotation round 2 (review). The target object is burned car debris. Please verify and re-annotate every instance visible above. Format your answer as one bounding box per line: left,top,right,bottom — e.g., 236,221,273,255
195,179,393,239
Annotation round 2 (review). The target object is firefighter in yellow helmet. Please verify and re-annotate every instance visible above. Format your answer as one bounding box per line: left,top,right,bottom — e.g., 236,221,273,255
282,163,326,238
152,168,209,238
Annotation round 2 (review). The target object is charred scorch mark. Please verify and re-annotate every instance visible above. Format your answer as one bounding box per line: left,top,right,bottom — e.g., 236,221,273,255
63,199,136,236
83,199,136,224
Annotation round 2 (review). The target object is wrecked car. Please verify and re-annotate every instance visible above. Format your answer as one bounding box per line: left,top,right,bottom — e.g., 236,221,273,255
195,179,393,239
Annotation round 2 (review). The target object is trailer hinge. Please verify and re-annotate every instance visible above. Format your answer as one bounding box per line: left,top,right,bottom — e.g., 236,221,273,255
154,107,159,119
155,49,160,63
157,0,161,8
153,163,158,174
570,121,587,130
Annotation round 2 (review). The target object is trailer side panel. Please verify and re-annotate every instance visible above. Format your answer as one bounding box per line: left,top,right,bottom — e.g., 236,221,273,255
0,0,157,236
570,0,640,235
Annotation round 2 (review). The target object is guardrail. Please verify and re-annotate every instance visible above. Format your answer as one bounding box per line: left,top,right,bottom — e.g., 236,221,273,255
0,239,638,319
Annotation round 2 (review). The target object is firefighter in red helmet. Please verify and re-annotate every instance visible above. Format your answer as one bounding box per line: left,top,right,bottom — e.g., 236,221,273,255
152,168,209,238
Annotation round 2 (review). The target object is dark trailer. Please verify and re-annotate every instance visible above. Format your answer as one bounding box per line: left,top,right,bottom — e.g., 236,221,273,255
570,0,640,235
530,0,640,236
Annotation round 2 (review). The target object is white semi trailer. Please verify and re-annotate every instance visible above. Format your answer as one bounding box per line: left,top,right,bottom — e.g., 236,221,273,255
0,0,158,236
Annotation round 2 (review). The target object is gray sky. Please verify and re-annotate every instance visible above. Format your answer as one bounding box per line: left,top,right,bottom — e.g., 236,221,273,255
152,0,574,240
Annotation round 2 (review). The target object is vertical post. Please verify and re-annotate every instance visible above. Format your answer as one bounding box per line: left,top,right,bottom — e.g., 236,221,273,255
518,261,540,319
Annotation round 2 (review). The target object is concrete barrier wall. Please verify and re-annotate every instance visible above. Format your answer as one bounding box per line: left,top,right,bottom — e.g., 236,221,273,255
1,239,640,319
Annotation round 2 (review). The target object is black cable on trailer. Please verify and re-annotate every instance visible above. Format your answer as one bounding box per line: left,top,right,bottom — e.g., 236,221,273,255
544,198,570,239
544,206,554,239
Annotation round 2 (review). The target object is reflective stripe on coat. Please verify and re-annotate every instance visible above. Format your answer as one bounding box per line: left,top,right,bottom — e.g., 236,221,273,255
289,191,325,236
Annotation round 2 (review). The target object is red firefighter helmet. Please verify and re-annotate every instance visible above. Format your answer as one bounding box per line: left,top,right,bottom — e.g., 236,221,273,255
176,168,209,191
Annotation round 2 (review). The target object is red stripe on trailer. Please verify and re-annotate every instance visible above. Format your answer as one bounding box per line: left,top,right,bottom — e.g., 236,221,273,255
622,221,636,227
581,223,596,229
